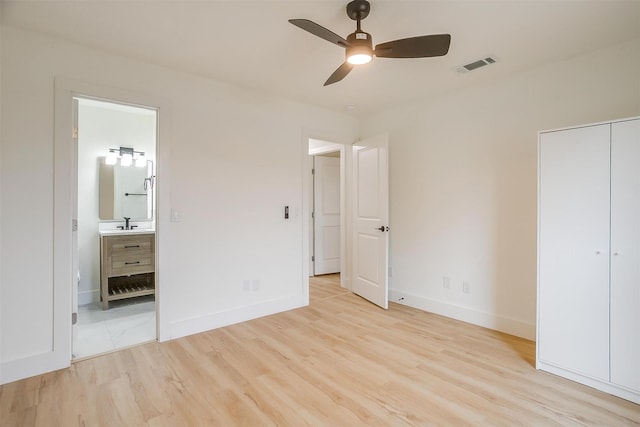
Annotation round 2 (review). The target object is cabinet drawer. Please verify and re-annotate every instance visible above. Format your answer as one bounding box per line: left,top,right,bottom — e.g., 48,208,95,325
110,237,153,254
111,255,154,276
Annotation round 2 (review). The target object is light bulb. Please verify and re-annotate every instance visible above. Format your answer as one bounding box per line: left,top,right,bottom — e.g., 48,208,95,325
347,53,372,65
121,153,133,167
135,153,146,168
105,151,117,165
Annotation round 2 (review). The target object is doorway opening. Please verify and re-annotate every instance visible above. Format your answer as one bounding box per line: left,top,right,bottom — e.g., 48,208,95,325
303,133,389,309
73,97,158,359
308,139,344,296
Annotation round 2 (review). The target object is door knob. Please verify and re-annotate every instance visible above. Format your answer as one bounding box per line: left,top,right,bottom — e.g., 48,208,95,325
375,226,389,232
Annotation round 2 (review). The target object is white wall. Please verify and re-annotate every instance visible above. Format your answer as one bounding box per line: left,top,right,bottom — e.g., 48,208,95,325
77,101,157,304
0,26,358,383
361,37,640,340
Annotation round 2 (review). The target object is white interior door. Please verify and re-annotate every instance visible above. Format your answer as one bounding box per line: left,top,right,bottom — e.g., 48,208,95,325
72,98,79,357
610,118,640,391
538,124,610,380
352,133,389,309
314,155,341,275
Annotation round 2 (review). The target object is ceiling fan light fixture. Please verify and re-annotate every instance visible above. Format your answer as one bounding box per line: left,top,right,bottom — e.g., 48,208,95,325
347,51,372,65
346,31,373,65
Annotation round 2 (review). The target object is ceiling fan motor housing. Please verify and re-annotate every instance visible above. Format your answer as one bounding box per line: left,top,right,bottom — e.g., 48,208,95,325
346,31,373,61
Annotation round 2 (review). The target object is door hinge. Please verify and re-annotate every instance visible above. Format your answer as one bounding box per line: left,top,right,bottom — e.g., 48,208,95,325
72,219,78,231
72,127,78,139
311,211,315,219
72,312,78,325
312,256,315,261
312,168,315,175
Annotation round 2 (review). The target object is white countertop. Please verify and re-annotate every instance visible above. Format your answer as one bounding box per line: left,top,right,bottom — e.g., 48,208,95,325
99,229,155,237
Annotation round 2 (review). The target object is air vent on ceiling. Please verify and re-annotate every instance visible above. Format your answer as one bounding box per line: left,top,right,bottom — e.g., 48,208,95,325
457,56,497,73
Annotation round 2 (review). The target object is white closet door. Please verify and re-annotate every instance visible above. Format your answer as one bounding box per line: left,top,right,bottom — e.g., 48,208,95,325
610,118,640,392
538,124,610,380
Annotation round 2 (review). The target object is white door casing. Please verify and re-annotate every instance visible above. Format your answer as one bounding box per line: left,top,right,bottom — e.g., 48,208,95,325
72,99,79,357
314,155,341,275
309,156,315,277
352,133,389,309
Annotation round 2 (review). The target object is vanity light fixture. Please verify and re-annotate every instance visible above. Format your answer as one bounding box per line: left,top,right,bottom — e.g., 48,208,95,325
105,146,146,167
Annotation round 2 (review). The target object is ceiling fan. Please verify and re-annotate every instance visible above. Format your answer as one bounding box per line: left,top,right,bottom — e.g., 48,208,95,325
289,0,451,86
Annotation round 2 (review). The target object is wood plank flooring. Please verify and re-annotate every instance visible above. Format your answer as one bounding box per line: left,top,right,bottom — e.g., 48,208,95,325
2,273,639,426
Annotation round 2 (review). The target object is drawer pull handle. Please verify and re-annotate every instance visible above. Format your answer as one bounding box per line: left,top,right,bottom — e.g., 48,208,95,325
125,261,141,265
124,245,140,248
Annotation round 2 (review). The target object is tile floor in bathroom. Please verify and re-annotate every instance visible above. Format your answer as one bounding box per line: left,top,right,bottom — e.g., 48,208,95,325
75,296,156,360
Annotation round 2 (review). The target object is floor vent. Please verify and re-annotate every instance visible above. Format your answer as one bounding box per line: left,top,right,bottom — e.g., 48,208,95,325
457,56,497,73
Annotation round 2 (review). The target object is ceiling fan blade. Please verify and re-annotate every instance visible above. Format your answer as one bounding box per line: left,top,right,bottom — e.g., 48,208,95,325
324,62,354,86
375,34,451,58
289,19,350,48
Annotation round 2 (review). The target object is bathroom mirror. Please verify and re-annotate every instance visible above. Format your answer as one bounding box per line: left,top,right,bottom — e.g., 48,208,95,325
98,157,154,220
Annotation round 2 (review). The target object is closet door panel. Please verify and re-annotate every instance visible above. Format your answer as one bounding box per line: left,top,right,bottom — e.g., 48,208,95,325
610,119,640,392
538,124,610,380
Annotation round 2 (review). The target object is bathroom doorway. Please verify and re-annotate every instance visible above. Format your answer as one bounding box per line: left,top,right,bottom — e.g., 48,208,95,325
308,139,344,279
73,96,158,359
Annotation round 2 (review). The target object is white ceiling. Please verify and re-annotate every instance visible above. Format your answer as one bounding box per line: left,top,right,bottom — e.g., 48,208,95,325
2,1,639,116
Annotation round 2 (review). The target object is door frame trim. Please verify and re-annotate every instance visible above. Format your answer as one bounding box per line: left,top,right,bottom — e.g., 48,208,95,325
54,78,172,363
302,131,350,299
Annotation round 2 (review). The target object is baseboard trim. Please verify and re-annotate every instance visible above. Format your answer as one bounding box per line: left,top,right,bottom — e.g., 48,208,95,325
1,350,70,385
78,289,99,306
168,294,306,340
389,288,535,340
537,361,640,404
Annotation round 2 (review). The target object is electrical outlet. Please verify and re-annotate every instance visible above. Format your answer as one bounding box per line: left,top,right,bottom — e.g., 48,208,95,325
242,280,251,291
252,279,260,291
443,276,451,289
463,281,470,294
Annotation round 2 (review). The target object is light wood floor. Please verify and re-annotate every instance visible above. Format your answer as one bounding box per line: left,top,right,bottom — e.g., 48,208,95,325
2,274,639,426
